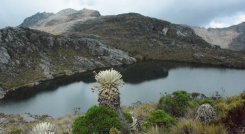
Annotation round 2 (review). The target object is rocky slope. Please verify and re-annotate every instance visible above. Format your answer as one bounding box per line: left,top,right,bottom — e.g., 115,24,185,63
19,8,101,35
193,22,245,51
0,27,135,99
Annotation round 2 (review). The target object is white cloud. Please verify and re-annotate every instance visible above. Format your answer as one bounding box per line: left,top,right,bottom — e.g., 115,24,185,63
206,12,245,28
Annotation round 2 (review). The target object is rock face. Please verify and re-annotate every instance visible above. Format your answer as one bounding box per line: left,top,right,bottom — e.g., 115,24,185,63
19,8,101,34
193,22,245,51
0,27,135,98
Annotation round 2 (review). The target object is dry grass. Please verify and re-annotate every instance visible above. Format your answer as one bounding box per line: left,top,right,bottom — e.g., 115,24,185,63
169,119,227,134
215,94,245,118
123,103,157,119
0,114,79,134
51,114,79,134
142,119,227,134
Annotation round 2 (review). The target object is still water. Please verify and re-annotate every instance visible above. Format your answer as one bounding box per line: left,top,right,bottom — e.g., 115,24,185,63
0,62,245,117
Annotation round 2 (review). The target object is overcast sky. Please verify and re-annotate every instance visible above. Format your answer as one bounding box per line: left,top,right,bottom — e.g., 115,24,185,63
1,0,245,29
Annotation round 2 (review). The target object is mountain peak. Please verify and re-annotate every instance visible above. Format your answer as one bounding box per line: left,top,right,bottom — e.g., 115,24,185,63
56,8,77,15
76,8,101,17
19,8,101,34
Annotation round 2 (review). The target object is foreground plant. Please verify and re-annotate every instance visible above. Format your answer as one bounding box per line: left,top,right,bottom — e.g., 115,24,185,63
72,106,122,134
158,90,191,117
31,122,56,134
195,103,217,123
145,109,175,128
92,68,124,111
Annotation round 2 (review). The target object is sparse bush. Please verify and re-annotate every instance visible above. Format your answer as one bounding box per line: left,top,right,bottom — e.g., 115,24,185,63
72,106,122,134
31,122,57,134
158,90,191,117
145,109,175,128
109,127,121,134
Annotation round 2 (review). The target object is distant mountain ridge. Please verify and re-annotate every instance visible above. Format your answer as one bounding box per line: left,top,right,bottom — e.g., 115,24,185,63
192,22,245,51
20,12,54,27
19,8,101,34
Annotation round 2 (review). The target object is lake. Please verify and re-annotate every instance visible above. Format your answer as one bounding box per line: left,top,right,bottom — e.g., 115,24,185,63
0,62,245,117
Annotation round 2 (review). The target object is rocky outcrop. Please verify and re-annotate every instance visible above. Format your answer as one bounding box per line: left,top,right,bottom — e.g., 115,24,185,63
0,27,135,99
193,22,245,51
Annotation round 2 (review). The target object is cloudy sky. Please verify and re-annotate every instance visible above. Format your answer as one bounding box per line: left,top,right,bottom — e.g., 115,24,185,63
1,0,245,29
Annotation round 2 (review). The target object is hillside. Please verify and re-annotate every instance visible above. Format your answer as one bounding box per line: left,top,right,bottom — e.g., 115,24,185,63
0,27,135,99
67,13,245,66
193,22,245,51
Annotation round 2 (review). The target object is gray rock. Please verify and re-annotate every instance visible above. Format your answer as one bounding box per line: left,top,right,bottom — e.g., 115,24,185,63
0,32,2,43
0,87,5,99
0,47,11,64
80,38,110,56
109,48,136,64
47,37,54,47
162,27,168,36
64,70,73,76
102,56,122,66
0,127,3,134
213,56,226,62
40,58,53,79
0,117,7,124
78,38,136,66
75,56,96,70
193,53,204,60
20,113,36,122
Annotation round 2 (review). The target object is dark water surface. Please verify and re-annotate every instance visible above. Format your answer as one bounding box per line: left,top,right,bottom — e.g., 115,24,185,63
0,62,245,117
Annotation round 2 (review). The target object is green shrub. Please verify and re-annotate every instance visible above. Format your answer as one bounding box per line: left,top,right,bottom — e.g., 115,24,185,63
123,112,133,123
158,90,191,117
145,109,175,128
72,106,122,134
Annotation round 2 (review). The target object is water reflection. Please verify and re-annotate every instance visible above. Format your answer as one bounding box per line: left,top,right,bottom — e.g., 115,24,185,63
0,62,245,117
